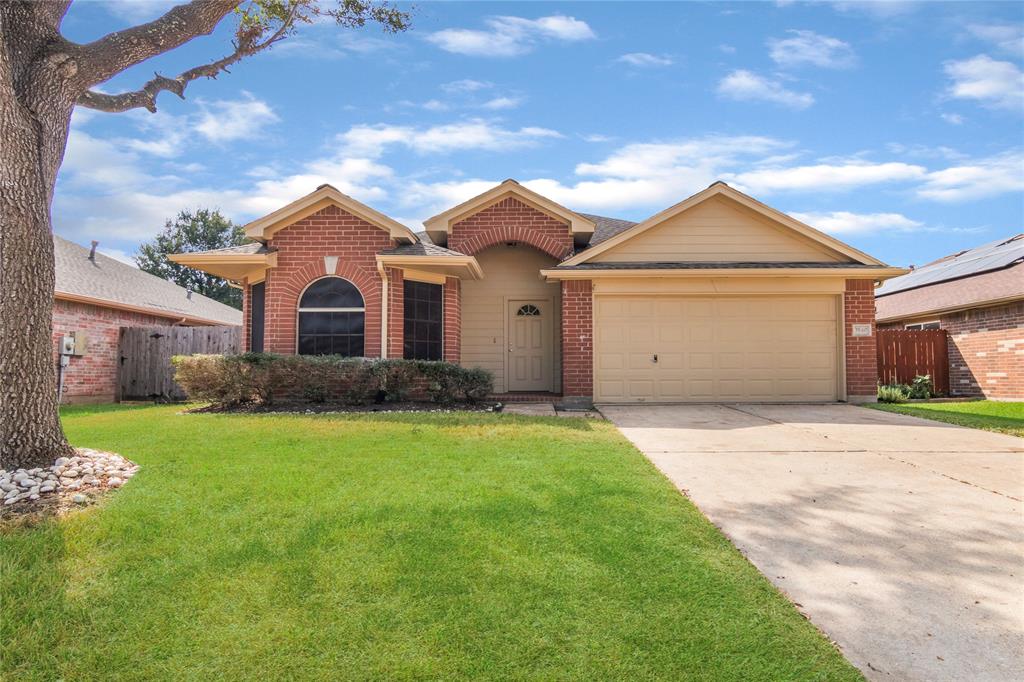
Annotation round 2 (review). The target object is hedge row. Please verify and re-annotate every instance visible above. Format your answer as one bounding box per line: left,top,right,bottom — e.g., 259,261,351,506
171,354,493,408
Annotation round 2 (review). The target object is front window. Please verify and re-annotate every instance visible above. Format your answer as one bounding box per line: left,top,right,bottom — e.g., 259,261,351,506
403,280,443,360
297,277,365,356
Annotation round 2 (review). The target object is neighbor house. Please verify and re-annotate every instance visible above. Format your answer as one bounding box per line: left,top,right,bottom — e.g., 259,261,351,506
53,235,242,403
172,181,904,405
876,234,1023,400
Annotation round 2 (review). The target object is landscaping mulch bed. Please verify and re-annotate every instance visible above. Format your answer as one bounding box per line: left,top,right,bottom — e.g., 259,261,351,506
0,448,138,520
188,400,503,415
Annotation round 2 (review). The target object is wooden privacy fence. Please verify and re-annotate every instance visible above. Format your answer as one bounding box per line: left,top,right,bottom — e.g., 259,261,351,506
118,325,240,401
876,329,950,394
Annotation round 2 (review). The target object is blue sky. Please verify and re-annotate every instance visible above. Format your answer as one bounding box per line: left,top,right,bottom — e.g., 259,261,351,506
57,1,1023,267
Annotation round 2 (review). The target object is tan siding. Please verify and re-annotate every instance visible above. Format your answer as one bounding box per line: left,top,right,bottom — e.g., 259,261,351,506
592,196,846,263
460,246,561,392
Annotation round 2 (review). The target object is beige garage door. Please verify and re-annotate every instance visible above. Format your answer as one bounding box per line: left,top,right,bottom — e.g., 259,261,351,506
594,296,839,402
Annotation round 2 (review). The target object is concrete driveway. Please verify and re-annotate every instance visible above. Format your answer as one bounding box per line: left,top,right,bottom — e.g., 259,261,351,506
601,404,1024,682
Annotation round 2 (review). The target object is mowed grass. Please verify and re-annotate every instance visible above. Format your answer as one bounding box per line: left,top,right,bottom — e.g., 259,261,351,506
867,400,1024,437
2,405,860,681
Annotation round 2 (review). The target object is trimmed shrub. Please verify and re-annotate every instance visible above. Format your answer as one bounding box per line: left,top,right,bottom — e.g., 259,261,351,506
172,354,493,409
877,383,910,403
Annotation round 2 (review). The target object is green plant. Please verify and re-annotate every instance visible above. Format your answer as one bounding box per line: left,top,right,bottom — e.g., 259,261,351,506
877,383,910,403
908,375,934,399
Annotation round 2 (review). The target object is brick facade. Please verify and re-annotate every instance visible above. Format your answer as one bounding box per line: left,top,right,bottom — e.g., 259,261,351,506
844,279,878,401
51,298,185,403
443,277,461,363
449,197,574,260
260,204,393,356
881,301,1023,399
560,280,593,403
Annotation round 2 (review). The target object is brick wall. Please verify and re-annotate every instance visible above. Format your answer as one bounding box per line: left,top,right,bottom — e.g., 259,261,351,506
844,279,878,400
263,204,392,356
52,298,184,403
443,277,461,363
560,280,593,403
944,302,1023,399
882,301,1023,399
449,197,573,260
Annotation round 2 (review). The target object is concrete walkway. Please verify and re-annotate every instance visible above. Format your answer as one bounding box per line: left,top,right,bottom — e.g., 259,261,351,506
601,404,1024,682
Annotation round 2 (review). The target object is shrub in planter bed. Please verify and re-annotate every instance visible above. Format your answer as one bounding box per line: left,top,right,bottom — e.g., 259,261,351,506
172,354,493,408
877,383,910,403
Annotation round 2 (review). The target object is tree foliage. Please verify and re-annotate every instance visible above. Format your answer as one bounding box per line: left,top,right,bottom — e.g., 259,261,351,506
136,209,247,309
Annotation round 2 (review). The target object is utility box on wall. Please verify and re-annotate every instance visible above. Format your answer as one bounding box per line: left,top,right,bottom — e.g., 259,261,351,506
60,331,88,356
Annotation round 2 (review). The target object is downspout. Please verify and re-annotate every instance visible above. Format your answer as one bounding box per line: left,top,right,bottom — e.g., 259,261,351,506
377,261,389,358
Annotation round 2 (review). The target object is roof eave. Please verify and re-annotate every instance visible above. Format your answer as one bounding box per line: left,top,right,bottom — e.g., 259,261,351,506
376,253,484,280
541,266,907,280
876,293,1024,323
54,290,240,326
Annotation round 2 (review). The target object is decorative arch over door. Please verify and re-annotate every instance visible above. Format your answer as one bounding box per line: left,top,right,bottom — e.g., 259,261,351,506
297,276,365,356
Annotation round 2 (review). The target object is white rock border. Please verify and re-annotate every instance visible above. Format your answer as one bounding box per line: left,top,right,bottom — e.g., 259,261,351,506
0,448,138,512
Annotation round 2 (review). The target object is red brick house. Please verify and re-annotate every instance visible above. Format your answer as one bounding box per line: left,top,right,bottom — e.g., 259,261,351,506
876,235,1023,399
54,236,242,403
173,181,903,406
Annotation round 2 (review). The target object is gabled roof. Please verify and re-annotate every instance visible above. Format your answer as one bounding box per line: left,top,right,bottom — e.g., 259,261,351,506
54,236,242,326
422,179,596,245
244,184,418,243
876,234,1024,297
561,181,886,267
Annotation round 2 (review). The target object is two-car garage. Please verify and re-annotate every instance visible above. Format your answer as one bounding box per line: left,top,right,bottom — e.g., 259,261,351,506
593,294,841,403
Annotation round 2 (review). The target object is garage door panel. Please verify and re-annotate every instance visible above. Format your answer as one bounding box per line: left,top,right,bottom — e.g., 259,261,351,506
595,295,838,402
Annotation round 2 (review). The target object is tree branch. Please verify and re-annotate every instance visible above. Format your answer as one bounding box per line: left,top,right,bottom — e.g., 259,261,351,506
76,0,240,87
76,2,298,114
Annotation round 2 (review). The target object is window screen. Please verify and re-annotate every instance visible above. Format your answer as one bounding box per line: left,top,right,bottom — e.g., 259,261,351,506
403,280,443,361
297,277,365,357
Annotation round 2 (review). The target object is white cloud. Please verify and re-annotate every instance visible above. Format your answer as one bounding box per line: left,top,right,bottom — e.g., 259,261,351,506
940,112,965,125
337,120,562,157
719,44,737,54
768,30,856,69
194,93,280,143
831,1,919,19
966,23,1024,57
427,15,595,57
440,79,493,93
726,161,926,193
944,55,1024,111
917,151,1024,201
480,96,524,110
617,53,674,67
790,211,923,234
582,134,613,143
422,99,449,112
717,70,815,109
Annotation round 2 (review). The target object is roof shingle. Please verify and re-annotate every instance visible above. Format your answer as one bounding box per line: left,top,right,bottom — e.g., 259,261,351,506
54,236,242,325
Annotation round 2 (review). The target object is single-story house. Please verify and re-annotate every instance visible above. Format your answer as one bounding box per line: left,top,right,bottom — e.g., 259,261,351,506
53,235,242,403
172,180,904,405
876,234,1023,400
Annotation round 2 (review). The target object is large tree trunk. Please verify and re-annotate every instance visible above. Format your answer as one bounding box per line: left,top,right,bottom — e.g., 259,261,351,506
0,3,78,469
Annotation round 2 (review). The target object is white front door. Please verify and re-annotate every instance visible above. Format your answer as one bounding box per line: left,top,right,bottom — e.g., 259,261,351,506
507,300,550,391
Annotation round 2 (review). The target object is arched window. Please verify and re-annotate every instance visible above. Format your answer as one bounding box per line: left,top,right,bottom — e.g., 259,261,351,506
297,277,365,356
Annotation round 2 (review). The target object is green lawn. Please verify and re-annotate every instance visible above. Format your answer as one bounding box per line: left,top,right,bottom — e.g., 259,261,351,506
2,405,860,681
867,400,1024,437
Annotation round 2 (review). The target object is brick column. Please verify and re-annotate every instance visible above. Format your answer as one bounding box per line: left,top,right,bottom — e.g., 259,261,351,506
560,280,593,406
387,267,404,358
443,277,461,363
844,279,878,402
